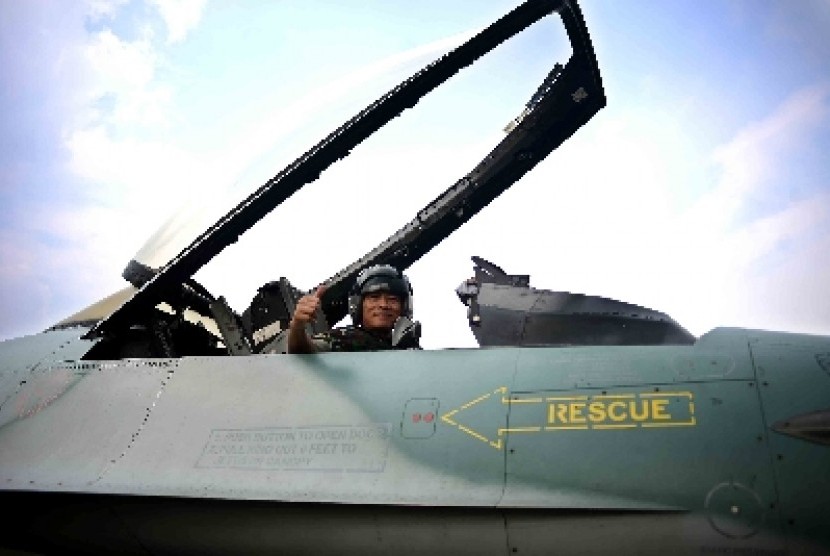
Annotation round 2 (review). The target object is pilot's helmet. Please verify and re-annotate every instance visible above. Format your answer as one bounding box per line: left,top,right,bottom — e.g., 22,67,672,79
348,265,413,325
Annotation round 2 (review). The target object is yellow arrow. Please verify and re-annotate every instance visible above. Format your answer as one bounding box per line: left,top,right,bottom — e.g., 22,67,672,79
441,386,508,450
442,388,696,450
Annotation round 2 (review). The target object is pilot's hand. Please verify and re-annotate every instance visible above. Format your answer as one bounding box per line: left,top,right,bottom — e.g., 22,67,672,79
290,285,327,329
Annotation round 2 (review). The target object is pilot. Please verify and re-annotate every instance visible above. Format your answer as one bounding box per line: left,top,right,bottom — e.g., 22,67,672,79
287,264,420,353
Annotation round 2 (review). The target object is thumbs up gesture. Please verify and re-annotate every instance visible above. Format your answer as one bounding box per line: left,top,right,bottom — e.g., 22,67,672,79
291,285,327,328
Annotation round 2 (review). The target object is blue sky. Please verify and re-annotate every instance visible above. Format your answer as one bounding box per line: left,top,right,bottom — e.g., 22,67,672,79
1,0,828,348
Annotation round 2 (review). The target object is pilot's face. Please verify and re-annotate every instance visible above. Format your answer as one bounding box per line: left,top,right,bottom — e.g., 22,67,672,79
362,291,402,330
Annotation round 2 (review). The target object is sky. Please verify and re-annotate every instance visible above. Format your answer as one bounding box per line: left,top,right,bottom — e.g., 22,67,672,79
1,0,829,349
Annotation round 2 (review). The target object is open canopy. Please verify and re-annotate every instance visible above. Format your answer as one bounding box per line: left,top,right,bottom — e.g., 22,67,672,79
79,0,606,356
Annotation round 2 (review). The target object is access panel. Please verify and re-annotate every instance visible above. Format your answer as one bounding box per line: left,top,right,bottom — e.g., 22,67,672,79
500,341,784,555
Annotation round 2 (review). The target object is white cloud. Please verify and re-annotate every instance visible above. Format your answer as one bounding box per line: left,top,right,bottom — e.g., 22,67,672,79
84,28,156,90
84,0,129,21
700,83,830,230
455,81,830,342
62,1,207,248
149,0,207,44
667,84,830,335
681,83,829,255
77,27,176,128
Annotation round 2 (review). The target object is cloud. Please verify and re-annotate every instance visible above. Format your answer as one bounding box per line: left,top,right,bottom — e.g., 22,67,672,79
0,0,207,339
84,0,129,21
61,0,210,247
67,0,207,133
701,83,830,228
149,0,207,44
78,27,173,128
684,83,829,250
669,83,830,334
473,81,830,340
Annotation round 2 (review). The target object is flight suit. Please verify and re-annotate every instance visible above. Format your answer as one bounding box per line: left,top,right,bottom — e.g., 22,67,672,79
309,326,418,352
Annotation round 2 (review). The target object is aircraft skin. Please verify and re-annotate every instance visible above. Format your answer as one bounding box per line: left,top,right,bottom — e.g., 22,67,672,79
1,325,829,554
2,0,829,553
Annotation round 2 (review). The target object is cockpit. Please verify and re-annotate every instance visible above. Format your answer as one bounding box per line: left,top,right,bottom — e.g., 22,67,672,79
49,0,695,361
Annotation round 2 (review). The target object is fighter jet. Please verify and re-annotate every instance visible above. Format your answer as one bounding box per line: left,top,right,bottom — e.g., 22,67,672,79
1,0,828,554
